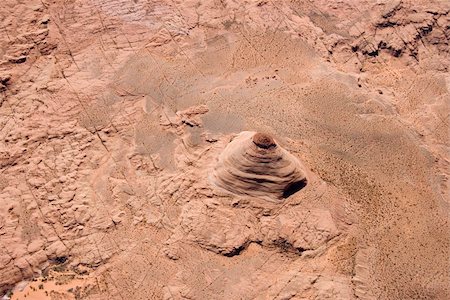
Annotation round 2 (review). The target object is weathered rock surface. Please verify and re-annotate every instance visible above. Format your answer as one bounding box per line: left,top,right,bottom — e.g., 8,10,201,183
0,0,448,299
211,131,308,200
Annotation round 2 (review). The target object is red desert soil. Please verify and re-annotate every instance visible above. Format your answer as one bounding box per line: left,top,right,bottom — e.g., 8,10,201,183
0,0,449,299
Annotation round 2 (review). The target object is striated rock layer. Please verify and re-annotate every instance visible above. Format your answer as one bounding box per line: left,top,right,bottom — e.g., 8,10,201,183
211,131,307,200
1,0,449,298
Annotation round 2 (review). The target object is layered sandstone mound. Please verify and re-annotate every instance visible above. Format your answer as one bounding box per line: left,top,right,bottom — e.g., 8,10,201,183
211,131,307,200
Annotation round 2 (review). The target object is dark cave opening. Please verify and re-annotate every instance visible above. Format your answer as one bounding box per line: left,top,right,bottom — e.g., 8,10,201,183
282,179,307,198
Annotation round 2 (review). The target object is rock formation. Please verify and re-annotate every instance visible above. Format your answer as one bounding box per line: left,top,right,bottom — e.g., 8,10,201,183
1,0,449,299
211,131,307,200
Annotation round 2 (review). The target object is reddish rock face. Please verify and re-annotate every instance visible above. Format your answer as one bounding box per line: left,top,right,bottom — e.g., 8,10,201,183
211,131,307,201
2,0,449,299
252,133,277,149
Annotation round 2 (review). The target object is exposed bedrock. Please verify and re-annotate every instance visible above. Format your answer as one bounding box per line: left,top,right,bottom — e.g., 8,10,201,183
211,131,308,201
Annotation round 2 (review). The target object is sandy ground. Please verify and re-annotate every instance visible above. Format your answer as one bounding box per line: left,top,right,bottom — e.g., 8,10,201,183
0,0,449,299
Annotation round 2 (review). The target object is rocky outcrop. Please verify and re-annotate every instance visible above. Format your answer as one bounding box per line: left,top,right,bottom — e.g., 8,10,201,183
1,0,449,299
211,132,308,201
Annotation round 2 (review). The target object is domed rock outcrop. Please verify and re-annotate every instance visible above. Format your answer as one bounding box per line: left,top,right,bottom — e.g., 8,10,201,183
211,131,308,201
